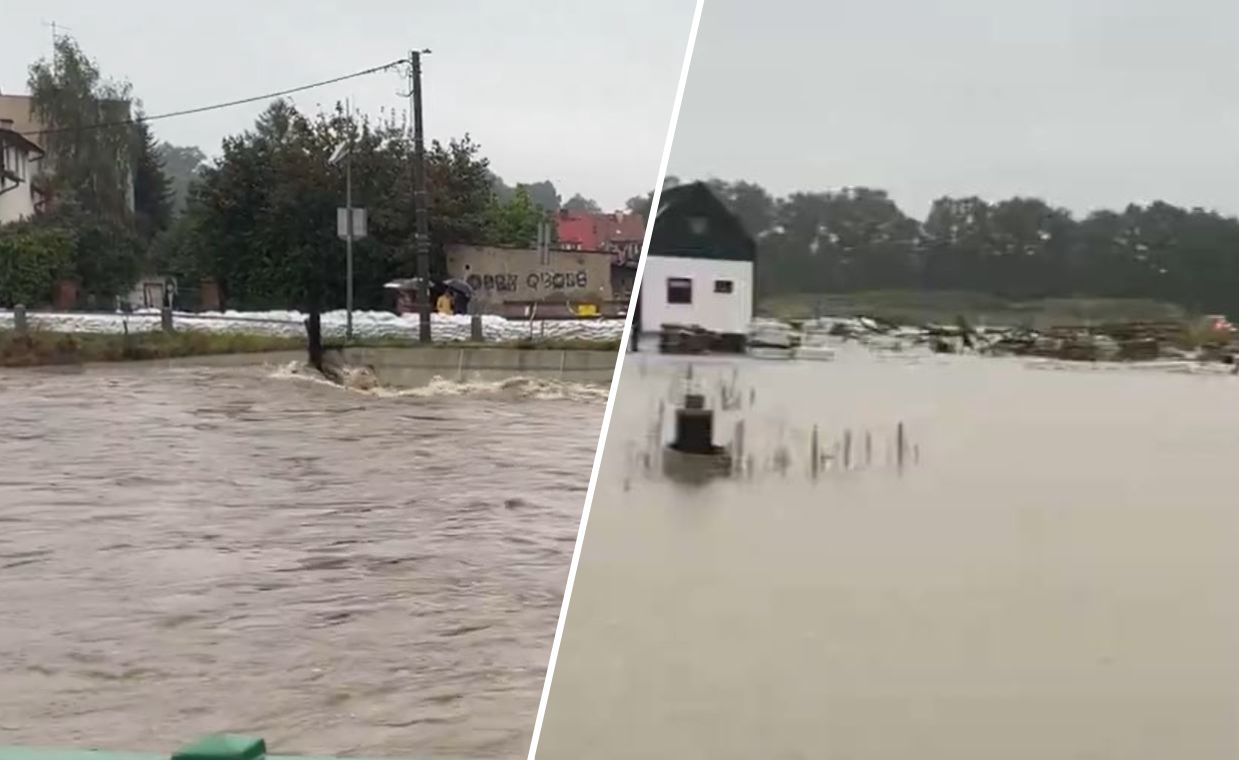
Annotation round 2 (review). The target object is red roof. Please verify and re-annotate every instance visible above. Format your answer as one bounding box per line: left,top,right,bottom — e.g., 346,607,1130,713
556,210,646,251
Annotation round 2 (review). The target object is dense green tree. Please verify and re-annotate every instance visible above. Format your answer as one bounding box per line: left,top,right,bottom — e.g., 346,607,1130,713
27,36,134,217
156,142,207,215
684,177,1239,317
131,117,174,240
563,193,602,214
0,223,74,307
487,187,543,247
175,100,500,310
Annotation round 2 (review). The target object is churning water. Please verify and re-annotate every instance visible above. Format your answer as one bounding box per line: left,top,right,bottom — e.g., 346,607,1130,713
0,362,603,759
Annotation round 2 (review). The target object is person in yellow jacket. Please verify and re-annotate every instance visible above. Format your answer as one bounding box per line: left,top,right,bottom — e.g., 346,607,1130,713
435,290,454,315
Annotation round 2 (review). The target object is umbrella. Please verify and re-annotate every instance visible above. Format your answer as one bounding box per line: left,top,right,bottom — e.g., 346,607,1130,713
442,279,474,298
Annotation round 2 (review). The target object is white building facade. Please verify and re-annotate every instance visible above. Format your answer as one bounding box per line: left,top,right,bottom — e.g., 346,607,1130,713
0,118,43,225
638,181,757,337
640,254,753,336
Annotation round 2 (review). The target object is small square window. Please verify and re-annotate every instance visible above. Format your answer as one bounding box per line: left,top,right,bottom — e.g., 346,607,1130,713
667,277,693,304
714,279,734,294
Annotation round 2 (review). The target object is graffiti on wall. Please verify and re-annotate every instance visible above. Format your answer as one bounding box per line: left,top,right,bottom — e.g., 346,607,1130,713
466,271,589,293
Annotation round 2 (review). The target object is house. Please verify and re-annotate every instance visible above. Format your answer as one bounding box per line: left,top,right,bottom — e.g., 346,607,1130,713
0,93,135,215
639,181,756,337
0,117,45,224
556,210,646,265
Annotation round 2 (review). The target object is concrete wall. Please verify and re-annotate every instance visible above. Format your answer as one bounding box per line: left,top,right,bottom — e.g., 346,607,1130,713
445,245,614,307
641,255,754,335
82,346,618,387
338,346,617,386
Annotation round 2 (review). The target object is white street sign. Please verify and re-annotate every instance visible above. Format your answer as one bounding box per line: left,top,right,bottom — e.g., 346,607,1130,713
337,207,368,240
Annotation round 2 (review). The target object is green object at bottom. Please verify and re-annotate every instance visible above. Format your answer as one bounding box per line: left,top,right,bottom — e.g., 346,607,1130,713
172,737,265,760
0,735,465,760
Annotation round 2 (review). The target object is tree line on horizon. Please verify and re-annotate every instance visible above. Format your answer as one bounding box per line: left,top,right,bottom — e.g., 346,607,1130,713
0,36,614,311
682,178,1239,317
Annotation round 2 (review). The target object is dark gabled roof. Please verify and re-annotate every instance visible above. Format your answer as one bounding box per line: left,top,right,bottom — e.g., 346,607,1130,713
649,181,756,262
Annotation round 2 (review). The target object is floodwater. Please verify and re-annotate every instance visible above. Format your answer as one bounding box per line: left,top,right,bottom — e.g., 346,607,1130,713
0,363,604,759
536,345,1239,760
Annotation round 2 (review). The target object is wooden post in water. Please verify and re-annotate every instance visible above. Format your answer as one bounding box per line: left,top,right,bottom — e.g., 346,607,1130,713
160,307,174,333
733,419,746,477
810,425,820,479
470,315,483,342
865,430,873,467
13,305,28,336
843,429,853,470
896,421,906,470
305,311,324,373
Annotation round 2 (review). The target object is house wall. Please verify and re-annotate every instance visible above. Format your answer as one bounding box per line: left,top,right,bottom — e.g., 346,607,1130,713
0,185,35,224
0,144,35,224
640,255,753,335
0,94,135,214
445,245,614,306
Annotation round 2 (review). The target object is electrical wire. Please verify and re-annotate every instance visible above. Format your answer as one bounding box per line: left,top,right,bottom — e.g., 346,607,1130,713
19,58,408,137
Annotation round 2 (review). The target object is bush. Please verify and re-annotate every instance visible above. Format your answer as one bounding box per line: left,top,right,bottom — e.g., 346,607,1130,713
0,224,74,307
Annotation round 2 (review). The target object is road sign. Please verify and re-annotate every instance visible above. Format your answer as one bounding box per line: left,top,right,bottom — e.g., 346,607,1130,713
336,208,367,240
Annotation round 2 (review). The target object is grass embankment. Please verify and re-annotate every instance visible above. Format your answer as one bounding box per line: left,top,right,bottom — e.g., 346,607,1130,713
761,290,1193,329
0,331,621,368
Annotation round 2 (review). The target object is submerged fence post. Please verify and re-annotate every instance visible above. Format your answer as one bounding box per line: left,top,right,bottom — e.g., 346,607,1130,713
470,314,483,342
13,305,28,336
810,425,820,479
161,306,175,333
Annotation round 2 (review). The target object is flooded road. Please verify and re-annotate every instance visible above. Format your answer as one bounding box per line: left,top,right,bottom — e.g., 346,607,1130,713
0,363,603,759
537,346,1239,760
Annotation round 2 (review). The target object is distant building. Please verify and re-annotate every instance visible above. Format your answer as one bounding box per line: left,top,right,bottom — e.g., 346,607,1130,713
0,93,135,215
640,181,755,337
0,117,45,224
556,210,646,265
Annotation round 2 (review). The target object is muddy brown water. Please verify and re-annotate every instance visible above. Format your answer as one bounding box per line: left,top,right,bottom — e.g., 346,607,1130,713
536,346,1239,760
0,363,604,759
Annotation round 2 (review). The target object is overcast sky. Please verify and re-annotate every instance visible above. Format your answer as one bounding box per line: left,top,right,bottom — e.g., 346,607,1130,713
670,0,1239,219
1,0,695,211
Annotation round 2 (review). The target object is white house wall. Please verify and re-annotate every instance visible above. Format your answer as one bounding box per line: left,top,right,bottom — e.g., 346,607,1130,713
0,145,35,224
640,255,753,335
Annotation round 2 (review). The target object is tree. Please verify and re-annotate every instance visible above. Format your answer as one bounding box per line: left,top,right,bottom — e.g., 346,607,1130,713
27,36,134,218
177,100,498,310
563,193,602,214
487,187,543,247
677,176,1239,317
518,180,561,213
0,223,74,307
157,142,208,215
132,117,174,241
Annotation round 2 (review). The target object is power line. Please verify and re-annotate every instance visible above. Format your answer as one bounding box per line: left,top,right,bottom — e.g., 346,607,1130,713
19,58,408,138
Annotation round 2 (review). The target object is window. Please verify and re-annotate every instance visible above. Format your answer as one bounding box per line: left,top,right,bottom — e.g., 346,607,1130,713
714,279,734,294
667,277,693,304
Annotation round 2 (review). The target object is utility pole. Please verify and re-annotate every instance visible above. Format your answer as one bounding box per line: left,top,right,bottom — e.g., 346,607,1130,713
409,49,432,343
345,99,354,342
345,139,354,342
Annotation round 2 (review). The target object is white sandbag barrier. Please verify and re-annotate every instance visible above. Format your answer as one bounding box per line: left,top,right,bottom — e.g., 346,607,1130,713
0,308,626,344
